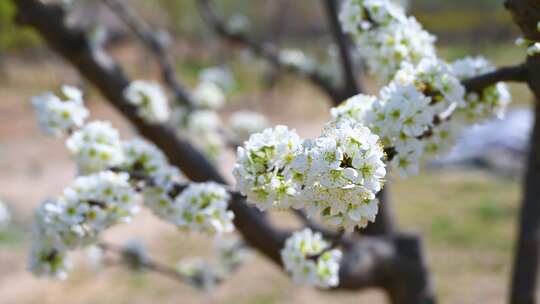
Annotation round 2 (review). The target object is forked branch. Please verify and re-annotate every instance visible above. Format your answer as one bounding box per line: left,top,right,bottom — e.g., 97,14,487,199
14,0,426,295
196,0,345,102
101,0,195,108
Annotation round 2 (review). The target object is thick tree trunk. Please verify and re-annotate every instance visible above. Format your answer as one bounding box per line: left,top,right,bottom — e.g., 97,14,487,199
363,187,397,236
388,236,436,304
510,57,540,304
506,0,540,302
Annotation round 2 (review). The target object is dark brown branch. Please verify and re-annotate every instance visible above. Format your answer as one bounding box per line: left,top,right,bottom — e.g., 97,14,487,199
507,0,540,296
14,0,287,267
15,1,437,298
99,242,191,283
322,0,363,100
463,63,528,93
101,0,195,108
196,0,344,102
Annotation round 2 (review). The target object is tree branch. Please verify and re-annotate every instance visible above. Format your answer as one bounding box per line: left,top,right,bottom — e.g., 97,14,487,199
321,0,363,98
196,0,345,102
15,0,436,297
101,0,195,108
99,242,192,284
462,63,529,93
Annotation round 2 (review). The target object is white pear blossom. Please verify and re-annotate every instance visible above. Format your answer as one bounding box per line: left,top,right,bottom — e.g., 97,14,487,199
31,85,89,137
227,14,250,35
192,82,226,110
121,138,171,177
185,110,226,161
279,49,316,74
141,166,182,220
339,0,436,80
451,56,511,120
28,243,71,280
233,125,303,210
124,80,170,124
215,237,250,274
394,58,466,113
28,171,137,279
177,258,220,291
423,120,460,156
0,200,11,230
85,245,104,270
281,229,341,288
528,43,540,56
295,120,386,229
174,182,234,234
330,94,376,123
121,239,150,271
516,37,528,47
118,139,185,222
38,171,137,250
199,66,235,93
66,121,125,174
228,111,269,142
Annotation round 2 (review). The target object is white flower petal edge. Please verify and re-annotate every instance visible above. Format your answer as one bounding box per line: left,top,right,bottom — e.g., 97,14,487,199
281,228,342,288
124,80,170,124
31,86,89,137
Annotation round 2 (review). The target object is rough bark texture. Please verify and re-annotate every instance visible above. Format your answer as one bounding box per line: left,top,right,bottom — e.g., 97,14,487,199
506,1,540,303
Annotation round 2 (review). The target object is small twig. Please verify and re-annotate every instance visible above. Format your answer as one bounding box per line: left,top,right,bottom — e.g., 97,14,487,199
98,242,189,283
196,0,343,102
101,0,195,108
463,63,528,93
322,0,363,101
293,210,354,247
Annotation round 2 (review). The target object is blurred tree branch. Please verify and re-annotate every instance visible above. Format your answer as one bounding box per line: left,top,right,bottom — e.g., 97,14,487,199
463,63,528,93
13,2,440,302
322,0,364,97
101,0,195,108
196,0,346,103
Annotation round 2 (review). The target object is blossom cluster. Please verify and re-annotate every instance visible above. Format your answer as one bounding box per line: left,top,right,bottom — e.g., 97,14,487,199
29,171,138,278
66,121,125,175
234,121,386,230
450,56,511,120
279,49,316,75
32,85,89,137
124,80,170,124
233,125,303,210
177,258,221,291
228,111,269,142
173,67,233,161
29,86,237,280
176,237,250,291
339,0,436,80
281,229,342,288
296,121,385,229
334,0,514,175
174,183,234,234
331,58,467,175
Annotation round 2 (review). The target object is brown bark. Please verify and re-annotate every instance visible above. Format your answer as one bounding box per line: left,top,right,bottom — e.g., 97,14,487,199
505,1,540,303
13,0,424,295
14,1,531,303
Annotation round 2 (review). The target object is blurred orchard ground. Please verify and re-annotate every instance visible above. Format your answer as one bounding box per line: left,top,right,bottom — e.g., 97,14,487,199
0,0,534,303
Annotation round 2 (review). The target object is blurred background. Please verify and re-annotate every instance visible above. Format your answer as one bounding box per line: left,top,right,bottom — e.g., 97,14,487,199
0,0,534,303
